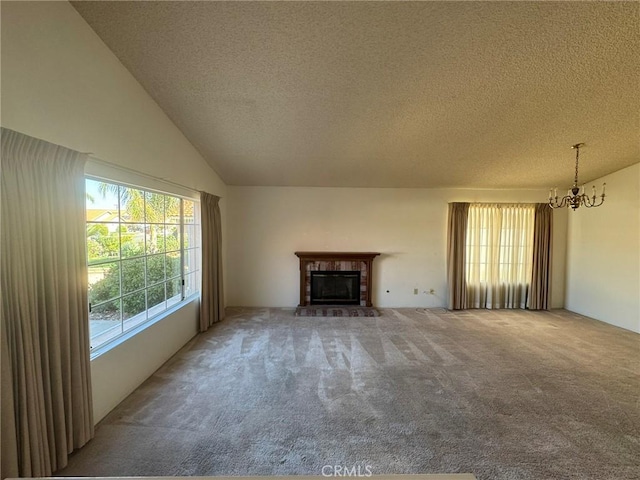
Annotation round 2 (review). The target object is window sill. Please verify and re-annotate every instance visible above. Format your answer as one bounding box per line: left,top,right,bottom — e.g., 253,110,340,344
89,293,200,361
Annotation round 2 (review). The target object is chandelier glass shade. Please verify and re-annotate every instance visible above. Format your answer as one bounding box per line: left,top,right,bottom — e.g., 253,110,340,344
548,143,606,210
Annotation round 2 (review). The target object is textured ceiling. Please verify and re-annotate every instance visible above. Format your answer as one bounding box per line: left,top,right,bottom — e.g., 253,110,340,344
72,1,640,188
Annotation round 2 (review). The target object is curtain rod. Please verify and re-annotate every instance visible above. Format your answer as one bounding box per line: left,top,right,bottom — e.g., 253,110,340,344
87,155,202,196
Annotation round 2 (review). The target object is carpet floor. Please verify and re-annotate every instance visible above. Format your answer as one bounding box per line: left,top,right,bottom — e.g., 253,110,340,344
57,308,640,480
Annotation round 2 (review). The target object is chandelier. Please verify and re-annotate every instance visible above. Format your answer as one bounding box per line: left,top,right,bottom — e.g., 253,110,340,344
548,143,606,210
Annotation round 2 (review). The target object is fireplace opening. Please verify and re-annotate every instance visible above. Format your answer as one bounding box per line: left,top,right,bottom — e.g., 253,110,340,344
310,271,360,305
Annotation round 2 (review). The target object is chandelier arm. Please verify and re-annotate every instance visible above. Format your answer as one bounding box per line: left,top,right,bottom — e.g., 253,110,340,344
556,195,570,208
589,194,605,208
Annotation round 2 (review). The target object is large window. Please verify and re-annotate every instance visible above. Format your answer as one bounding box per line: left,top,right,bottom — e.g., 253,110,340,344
465,204,535,308
86,178,200,350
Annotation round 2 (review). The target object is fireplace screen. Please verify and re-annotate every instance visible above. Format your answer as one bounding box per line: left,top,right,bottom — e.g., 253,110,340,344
310,270,361,305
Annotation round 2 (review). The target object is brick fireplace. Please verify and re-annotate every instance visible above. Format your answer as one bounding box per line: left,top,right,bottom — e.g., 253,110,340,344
295,252,380,307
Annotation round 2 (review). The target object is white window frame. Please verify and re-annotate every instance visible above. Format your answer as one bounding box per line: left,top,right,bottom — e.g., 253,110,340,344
85,175,201,355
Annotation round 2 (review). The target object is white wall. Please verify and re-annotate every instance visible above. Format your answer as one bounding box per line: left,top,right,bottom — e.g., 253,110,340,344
91,299,199,421
228,187,567,309
1,1,227,421
565,163,640,333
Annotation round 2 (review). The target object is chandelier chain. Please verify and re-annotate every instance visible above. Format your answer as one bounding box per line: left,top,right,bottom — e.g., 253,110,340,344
574,146,580,187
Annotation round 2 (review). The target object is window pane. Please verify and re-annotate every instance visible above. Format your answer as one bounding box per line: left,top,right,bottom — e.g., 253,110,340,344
120,224,145,257
89,262,120,304
165,225,180,252
147,225,166,254
145,192,165,223
166,252,181,279
184,224,196,249
89,300,122,343
183,200,195,224
184,248,199,274
185,272,199,297
122,290,146,320
121,257,145,294
147,253,165,285
147,283,166,312
120,187,145,223
87,223,120,263
166,196,181,224
166,278,182,306
86,179,119,221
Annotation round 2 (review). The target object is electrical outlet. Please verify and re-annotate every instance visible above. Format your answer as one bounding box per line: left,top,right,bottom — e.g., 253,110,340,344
413,288,418,295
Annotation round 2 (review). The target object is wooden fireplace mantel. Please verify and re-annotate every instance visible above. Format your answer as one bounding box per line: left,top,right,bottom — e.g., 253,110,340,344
295,252,381,262
295,252,380,307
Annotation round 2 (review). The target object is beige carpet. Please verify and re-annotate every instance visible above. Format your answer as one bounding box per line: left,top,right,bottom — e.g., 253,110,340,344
57,308,640,480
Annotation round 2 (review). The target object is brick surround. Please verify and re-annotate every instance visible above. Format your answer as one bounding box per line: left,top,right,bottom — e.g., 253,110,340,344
295,252,380,307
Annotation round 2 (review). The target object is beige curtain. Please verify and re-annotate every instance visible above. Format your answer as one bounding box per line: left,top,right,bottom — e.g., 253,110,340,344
1,316,18,479
199,191,224,332
447,203,469,309
466,204,535,309
1,128,94,477
528,204,553,310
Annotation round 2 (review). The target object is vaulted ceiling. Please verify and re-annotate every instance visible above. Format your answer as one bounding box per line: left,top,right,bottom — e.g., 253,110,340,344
72,1,639,188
